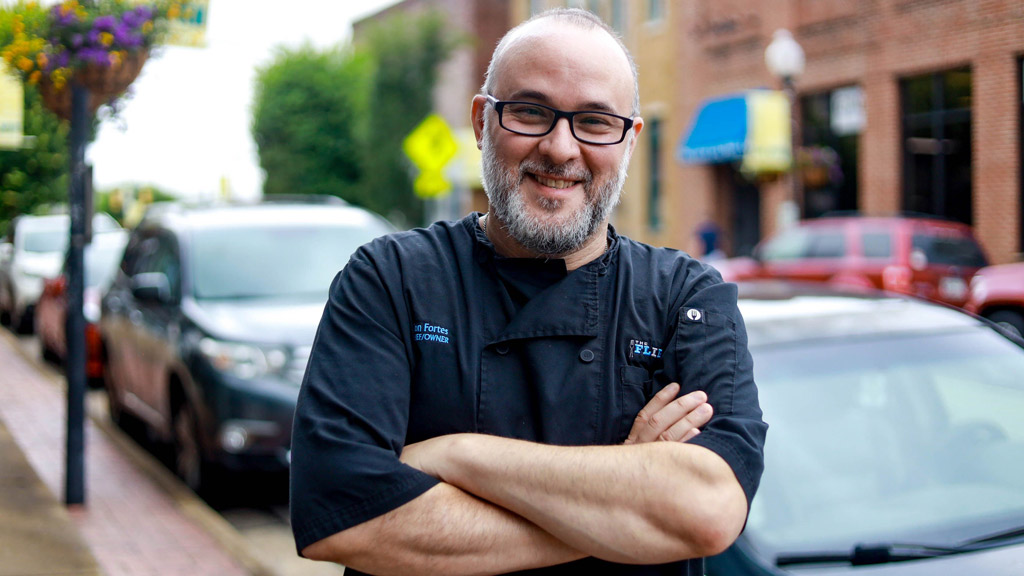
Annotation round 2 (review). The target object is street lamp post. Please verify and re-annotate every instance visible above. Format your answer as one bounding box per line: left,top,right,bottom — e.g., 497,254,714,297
765,29,805,230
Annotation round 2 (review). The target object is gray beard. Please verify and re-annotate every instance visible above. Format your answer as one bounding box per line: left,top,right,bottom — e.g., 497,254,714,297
480,127,629,257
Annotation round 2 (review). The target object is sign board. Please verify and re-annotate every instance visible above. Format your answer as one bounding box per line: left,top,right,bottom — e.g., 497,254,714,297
831,86,864,136
0,65,24,150
403,114,458,198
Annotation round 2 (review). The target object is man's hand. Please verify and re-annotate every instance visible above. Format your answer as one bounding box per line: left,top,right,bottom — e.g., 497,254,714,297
624,383,712,445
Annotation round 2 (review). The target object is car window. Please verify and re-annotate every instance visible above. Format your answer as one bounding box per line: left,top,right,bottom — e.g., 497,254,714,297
746,328,1024,557
191,222,389,300
22,230,68,253
861,232,892,259
912,234,988,267
761,228,845,261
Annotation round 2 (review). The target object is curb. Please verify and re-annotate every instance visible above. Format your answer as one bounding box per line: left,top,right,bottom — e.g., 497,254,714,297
1,328,279,576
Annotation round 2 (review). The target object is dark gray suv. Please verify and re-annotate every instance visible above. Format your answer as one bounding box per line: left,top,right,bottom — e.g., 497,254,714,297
100,199,394,494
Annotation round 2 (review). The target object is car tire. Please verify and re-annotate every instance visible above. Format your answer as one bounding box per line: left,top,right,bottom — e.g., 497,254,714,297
173,400,220,499
11,305,33,335
987,310,1024,340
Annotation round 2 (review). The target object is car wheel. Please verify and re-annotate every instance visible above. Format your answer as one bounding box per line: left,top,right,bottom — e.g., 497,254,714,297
173,400,219,498
987,310,1024,340
11,305,33,335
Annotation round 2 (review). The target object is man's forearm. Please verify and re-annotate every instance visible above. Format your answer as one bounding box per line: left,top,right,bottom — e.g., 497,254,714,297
302,481,586,575
417,435,747,565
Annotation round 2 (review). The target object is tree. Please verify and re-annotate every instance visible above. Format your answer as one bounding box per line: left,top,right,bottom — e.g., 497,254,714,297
356,9,458,227
252,44,372,202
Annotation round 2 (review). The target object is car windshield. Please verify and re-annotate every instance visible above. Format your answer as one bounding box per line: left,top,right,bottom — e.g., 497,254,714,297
746,328,1024,560
84,236,127,290
191,222,388,300
22,230,68,253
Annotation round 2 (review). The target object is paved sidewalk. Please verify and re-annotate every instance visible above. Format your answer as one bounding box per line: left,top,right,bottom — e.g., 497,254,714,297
0,329,272,576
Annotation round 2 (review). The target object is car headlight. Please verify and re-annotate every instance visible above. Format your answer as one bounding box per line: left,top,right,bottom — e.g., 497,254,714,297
969,275,988,301
198,338,288,380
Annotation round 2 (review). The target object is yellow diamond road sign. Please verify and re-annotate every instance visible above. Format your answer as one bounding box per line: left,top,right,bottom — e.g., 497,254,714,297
404,114,458,171
403,114,459,198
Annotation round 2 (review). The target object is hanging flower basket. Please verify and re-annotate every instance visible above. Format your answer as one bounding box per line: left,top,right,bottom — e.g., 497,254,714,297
38,49,148,121
1,1,177,121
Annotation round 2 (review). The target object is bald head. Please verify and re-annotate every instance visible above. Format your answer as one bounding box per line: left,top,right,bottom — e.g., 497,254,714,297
482,8,640,116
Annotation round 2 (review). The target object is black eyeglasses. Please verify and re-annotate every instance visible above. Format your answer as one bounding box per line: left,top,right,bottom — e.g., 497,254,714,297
486,95,634,146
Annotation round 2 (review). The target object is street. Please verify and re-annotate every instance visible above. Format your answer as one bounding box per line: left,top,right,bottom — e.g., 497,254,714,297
6,331,344,576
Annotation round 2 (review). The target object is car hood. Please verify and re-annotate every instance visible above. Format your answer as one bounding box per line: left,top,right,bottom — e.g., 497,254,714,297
794,542,1024,575
187,297,325,345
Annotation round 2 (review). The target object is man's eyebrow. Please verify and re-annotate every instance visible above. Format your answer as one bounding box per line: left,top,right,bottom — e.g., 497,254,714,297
506,89,620,114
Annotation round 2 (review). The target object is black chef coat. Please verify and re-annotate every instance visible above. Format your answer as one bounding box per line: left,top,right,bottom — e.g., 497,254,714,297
291,213,767,575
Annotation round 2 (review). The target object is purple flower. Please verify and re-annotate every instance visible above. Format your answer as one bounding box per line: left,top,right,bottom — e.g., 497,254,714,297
79,47,111,67
87,29,101,45
113,25,143,48
93,15,117,31
132,5,154,21
70,33,84,49
121,11,141,29
50,5,79,27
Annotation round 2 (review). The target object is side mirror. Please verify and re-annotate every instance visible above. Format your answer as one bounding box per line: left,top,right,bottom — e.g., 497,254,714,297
131,272,172,304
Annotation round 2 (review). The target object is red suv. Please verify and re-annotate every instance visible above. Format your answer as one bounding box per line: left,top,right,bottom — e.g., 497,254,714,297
713,216,989,307
965,261,1024,339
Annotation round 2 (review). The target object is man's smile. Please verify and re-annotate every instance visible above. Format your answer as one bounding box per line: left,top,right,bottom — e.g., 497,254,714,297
532,173,579,189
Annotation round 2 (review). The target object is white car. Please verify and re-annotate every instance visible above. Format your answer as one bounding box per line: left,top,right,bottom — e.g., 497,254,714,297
0,213,120,334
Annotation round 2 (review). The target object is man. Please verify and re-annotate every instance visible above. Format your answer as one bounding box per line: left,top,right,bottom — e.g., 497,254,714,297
291,8,766,575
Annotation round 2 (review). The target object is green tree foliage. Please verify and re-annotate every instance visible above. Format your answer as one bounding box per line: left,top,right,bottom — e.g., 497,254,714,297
357,10,457,226
252,44,372,201
250,9,458,227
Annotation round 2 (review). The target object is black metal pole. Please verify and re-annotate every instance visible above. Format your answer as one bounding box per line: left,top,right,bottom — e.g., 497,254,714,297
65,81,91,505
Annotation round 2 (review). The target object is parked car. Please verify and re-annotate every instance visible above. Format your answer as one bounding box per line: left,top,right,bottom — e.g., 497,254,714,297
35,229,129,387
707,281,1024,575
99,199,394,494
965,261,1024,340
0,212,120,333
712,215,989,308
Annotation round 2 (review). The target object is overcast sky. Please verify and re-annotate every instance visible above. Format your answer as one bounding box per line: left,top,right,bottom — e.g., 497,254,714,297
85,0,401,201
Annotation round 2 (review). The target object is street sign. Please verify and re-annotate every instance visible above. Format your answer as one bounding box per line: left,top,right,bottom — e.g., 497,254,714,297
403,114,458,198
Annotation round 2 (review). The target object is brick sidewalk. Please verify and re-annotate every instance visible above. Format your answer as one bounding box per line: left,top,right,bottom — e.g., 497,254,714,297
0,330,266,576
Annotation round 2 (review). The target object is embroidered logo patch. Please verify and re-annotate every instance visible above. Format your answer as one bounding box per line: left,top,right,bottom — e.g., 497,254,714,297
629,339,663,359
684,308,704,323
413,321,451,344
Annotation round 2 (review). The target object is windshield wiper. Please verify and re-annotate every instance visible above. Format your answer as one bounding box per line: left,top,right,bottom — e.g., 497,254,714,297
958,525,1024,548
776,543,962,567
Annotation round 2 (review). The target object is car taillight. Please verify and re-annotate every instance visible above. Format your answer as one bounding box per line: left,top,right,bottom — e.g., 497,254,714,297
882,265,912,294
85,323,103,379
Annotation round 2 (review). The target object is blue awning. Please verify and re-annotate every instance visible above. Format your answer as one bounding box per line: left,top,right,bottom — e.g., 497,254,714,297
678,94,748,164
677,90,793,173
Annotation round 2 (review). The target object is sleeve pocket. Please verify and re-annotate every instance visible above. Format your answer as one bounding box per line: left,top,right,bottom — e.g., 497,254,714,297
618,365,653,442
674,310,737,414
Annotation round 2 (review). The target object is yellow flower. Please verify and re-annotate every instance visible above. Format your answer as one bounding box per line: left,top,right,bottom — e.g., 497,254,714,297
100,32,114,47
167,4,181,19
109,51,123,66
17,56,34,72
142,21,153,34
28,71,40,85
36,53,47,69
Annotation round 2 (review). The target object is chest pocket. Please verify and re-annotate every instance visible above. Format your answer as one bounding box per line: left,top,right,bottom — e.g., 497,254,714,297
618,365,653,442
673,310,737,415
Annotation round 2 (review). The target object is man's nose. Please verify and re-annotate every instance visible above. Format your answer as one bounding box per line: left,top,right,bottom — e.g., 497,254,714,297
537,117,581,164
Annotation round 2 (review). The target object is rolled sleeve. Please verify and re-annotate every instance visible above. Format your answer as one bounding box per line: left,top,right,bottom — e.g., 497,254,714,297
290,255,439,553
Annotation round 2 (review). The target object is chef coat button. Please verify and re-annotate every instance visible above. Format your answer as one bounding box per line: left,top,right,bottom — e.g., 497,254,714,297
579,349,595,363
496,344,509,355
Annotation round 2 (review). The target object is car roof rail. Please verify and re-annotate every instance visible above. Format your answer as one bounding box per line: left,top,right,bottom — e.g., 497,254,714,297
259,194,348,206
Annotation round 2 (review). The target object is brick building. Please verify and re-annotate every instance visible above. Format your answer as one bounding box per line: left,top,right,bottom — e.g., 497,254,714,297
508,0,1024,264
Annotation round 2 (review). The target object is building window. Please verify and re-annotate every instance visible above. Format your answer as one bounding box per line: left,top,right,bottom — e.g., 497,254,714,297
900,67,973,225
800,86,861,218
647,117,662,231
647,0,664,23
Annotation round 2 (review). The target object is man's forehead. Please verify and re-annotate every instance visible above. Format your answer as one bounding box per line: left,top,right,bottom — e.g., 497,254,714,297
492,20,633,107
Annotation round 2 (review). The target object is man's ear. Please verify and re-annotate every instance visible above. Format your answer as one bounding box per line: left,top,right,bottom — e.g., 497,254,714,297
471,95,488,149
627,116,644,156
